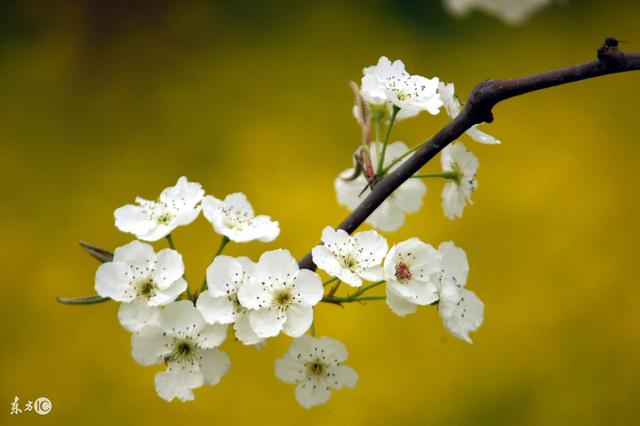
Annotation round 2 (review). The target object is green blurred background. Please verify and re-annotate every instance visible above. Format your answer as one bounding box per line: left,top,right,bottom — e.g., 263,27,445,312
1,1,639,425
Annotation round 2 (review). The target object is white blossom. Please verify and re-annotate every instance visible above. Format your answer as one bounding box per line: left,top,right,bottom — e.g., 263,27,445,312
275,336,358,409
437,242,484,343
442,0,554,24
335,141,427,232
131,301,229,402
237,250,323,338
440,142,479,220
202,193,279,243
384,238,441,316
438,81,500,145
312,226,388,287
114,176,204,241
95,240,187,307
361,56,442,120
196,255,263,345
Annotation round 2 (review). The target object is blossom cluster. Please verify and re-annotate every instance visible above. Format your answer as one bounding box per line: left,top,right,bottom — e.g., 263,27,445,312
68,55,492,409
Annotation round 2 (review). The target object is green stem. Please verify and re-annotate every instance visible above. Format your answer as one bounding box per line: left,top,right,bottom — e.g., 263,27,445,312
323,276,339,287
322,295,386,304
411,171,458,180
381,142,423,174
351,280,385,297
376,105,400,177
200,236,231,293
326,280,342,298
310,321,316,337
165,234,176,250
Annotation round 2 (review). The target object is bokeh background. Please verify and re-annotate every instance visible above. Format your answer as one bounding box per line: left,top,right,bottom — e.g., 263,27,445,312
1,1,639,425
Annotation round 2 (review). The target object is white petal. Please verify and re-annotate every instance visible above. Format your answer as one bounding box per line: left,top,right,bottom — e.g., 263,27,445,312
282,304,314,337
316,336,349,364
158,300,206,336
131,325,171,366
275,357,306,384
206,255,243,298
320,226,349,248
352,230,388,266
194,323,228,349
255,249,299,282
440,289,484,343
112,240,156,266
251,215,280,242
311,245,344,278
331,365,358,389
152,249,185,287
114,205,154,236
233,313,264,345
196,348,230,386
439,241,469,287
118,299,160,332
292,270,323,306
249,308,285,338
148,277,187,306
154,362,203,402
224,192,255,217
236,277,271,310
386,286,418,317
392,178,427,213
295,378,331,409
367,200,405,232
196,292,236,324
94,262,132,302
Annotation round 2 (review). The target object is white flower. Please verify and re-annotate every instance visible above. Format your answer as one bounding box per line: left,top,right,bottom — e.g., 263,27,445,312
131,301,229,402
361,56,442,120
438,81,500,145
384,238,441,316
335,141,427,232
436,242,484,343
202,193,279,243
275,336,358,409
237,250,323,339
196,255,263,345
114,176,204,241
442,0,554,25
441,142,479,220
312,226,388,287
95,240,187,307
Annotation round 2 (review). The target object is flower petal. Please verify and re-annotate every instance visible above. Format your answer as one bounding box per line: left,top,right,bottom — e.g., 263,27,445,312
282,304,314,338
196,292,236,324
131,325,172,366
196,348,231,386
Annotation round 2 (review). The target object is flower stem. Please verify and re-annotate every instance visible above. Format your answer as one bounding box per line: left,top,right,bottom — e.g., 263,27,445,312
381,142,423,174
326,280,342,298
323,276,339,287
351,280,385,297
411,171,458,180
165,234,176,250
322,295,385,304
310,321,316,337
376,105,400,177
199,236,231,294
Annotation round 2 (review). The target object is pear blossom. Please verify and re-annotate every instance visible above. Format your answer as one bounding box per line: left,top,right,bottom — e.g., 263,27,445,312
114,176,204,241
384,238,441,316
275,336,358,409
335,141,427,232
202,193,279,243
312,226,388,287
196,256,263,345
436,242,484,343
440,142,479,220
442,0,554,24
237,250,323,339
361,56,442,120
95,240,187,307
438,81,500,145
131,301,229,401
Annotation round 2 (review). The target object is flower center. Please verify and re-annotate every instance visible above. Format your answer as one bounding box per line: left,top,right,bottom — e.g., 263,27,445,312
165,338,196,363
305,360,325,376
156,212,173,225
136,278,158,298
274,289,293,308
340,253,358,270
395,262,412,281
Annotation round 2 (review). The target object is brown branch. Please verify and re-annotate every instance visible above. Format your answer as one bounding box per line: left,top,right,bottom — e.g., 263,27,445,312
299,39,640,271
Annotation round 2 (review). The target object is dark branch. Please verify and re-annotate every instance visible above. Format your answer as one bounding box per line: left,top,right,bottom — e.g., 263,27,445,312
299,39,640,270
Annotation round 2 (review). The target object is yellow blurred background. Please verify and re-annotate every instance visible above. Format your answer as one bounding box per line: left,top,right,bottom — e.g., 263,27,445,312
1,1,639,425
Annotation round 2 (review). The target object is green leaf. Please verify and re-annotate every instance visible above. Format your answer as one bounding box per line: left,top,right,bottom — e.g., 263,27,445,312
79,241,114,263
56,295,111,305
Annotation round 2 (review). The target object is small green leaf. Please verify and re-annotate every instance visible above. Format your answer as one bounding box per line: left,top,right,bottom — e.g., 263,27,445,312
56,295,111,305
79,241,114,263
